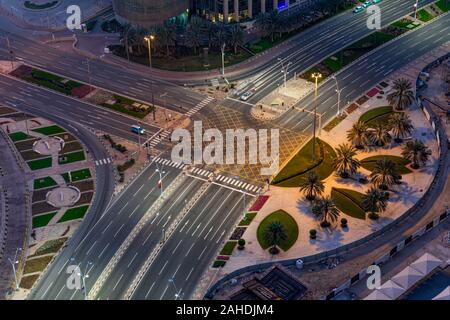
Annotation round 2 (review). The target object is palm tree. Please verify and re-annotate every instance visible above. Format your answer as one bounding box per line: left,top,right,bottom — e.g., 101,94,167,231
333,143,361,178
347,121,372,149
389,113,414,142
299,171,324,201
263,221,287,254
401,139,431,169
312,196,340,228
370,158,401,190
387,78,415,111
156,21,176,57
227,24,244,54
362,187,388,220
370,123,392,147
184,24,202,55
120,23,133,62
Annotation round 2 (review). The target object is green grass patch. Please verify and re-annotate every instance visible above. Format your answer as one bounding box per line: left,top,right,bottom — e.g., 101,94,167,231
58,151,86,165
32,125,66,136
9,132,31,142
212,260,226,268
219,241,237,256
67,168,91,182
361,155,412,174
58,205,89,222
331,188,366,220
239,212,257,226
257,210,298,251
29,237,67,257
23,256,53,274
359,106,396,127
24,69,83,95
27,157,52,171
391,19,419,30
436,0,450,12
417,9,433,22
32,212,56,228
272,138,336,187
33,176,57,190
19,274,40,289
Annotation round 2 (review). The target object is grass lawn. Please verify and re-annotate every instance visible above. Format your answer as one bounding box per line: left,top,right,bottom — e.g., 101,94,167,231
27,157,52,171
100,94,150,119
257,210,298,251
32,212,57,228
24,69,83,96
391,19,419,30
19,274,40,290
9,132,31,142
58,205,89,222
417,9,433,22
272,138,336,187
23,256,53,274
359,106,396,127
239,212,257,226
34,176,57,190
361,155,412,174
219,241,237,256
32,125,66,136
29,238,67,257
58,151,86,165
67,168,92,182
331,188,366,220
212,260,226,268
436,0,450,12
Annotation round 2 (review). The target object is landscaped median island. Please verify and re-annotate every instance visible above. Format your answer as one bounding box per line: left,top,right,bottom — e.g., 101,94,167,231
272,138,336,187
0,107,97,293
219,75,440,273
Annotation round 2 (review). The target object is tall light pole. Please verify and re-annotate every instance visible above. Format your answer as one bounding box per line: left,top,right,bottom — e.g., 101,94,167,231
6,36,14,70
169,278,183,300
331,75,342,116
8,248,22,290
278,58,292,88
144,34,155,68
221,43,226,76
83,58,92,93
311,72,322,162
155,164,166,197
70,258,92,300
413,0,419,20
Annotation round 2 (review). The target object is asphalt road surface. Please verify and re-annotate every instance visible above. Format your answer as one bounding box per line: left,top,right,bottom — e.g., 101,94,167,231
0,74,161,144
231,0,437,102
28,162,182,299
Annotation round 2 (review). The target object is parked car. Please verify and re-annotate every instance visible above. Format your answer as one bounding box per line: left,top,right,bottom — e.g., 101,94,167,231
363,1,373,8
240,91,253,101
353,5,364,13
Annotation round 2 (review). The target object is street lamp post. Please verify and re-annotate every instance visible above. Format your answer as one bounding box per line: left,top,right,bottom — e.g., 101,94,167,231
70,258,92,300
155,164,166,197
221,43,226,76
311,72,322,162
331,76,342,116
169,278,183,300
8,248,22,290
413,0,419,20
144,35,155,68
6,36,14,70
278,58,292,88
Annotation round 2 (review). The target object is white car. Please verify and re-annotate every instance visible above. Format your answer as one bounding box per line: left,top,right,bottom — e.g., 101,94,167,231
240,92,253,101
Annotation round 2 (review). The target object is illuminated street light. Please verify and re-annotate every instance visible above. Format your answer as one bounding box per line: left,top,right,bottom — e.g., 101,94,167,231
311,72,322,162
8,248,22,290
144,34,155,68
169,278,183,300
331,75,342,116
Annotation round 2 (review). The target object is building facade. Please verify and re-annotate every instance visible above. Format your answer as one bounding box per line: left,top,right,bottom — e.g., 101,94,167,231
112,0,190,28
191,0,314,23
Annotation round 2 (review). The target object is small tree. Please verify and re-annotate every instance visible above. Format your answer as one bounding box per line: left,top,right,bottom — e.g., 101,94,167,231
333,143,361,178
347,121,372,149
263,221,287,255
238,238,246,250
370,158,401,190
401,139,431,169
387,78,415,111
362,187,388,220
312,196,340,228
299,171,324,201
389,113,414,143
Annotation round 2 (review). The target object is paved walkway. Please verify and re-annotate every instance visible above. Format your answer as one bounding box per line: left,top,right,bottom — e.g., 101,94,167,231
0,128,28,298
